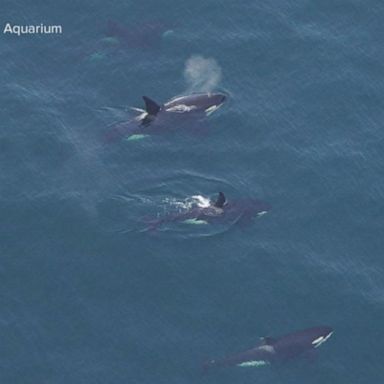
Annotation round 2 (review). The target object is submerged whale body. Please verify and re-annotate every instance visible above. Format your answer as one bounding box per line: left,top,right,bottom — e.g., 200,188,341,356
105,19,174,48
104,92,226,142
204,326,334,371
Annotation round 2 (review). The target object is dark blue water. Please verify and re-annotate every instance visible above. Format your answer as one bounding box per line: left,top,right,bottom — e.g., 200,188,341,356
1,0,383,383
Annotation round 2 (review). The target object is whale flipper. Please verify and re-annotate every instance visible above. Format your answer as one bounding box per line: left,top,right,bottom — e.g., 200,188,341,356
214,192,226,208
143,96,161,116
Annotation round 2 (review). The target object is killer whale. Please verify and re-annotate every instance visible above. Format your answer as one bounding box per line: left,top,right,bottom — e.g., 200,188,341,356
104,92,226,142
204,326,334,371
146,192,270,231
140,92,226,125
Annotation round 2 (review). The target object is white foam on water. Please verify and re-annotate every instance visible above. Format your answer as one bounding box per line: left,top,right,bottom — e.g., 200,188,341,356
168,195,209,210
130,107,145,113
191,195,211,208
165,197,194,211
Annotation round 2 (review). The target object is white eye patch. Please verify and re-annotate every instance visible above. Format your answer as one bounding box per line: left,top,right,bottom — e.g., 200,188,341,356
312,332,333,348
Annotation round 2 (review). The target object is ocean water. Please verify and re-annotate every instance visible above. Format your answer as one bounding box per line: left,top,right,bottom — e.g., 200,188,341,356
1,0,384,383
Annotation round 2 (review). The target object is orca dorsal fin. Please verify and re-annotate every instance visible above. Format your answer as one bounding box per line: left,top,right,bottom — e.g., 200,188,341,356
213,192,226,208
260,337,275,346
142,96,161,116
